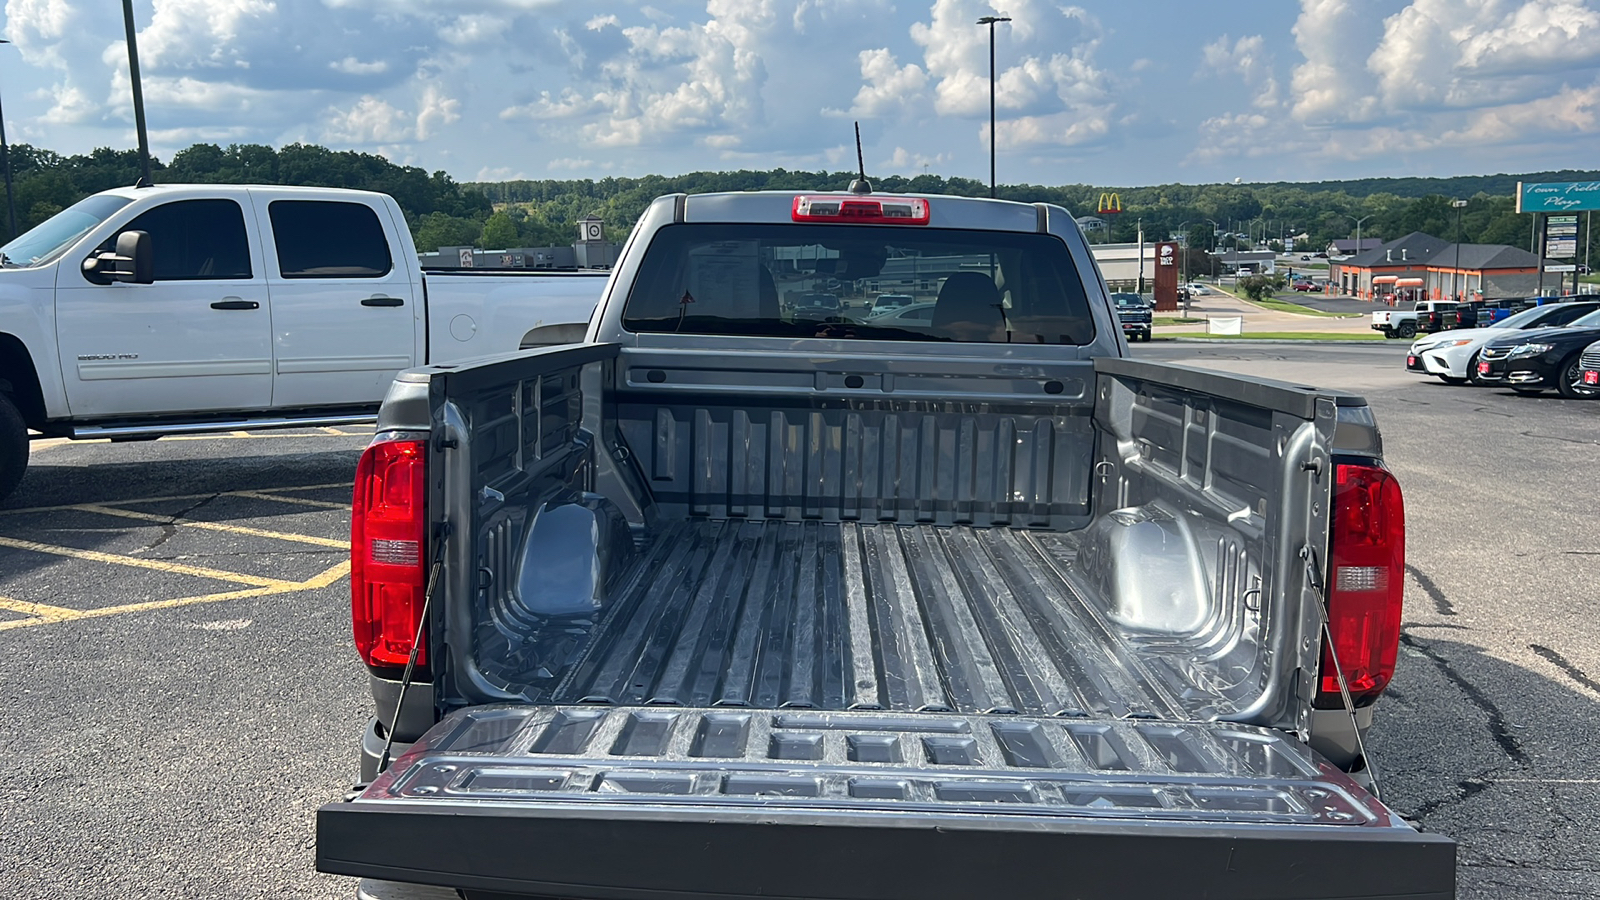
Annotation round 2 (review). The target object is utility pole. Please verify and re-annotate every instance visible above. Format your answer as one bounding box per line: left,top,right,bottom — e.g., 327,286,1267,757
976,15,1011,199
0,41,16,238
121,0,153,186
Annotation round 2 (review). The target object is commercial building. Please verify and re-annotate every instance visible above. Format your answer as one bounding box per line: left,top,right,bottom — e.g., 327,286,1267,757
1326,237,1383,258
1332,231,1564,301
1330,233,1448,301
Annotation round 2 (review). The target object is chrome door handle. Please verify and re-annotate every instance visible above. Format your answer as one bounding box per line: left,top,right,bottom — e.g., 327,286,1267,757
361,296,405,307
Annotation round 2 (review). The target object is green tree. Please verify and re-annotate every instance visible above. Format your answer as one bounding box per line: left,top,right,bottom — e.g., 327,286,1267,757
413,212,482,253
478,211,519,249
1238,273,1288,302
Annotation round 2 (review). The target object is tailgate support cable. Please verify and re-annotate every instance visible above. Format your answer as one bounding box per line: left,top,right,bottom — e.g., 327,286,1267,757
1320,615,1384,803
378,524,449,775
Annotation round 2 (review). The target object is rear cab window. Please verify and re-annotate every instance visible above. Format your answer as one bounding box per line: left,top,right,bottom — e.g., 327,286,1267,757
267,200,393,278
622,223,1096,345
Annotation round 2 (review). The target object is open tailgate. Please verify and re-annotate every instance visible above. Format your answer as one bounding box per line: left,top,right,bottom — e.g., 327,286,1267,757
319,706,1453,900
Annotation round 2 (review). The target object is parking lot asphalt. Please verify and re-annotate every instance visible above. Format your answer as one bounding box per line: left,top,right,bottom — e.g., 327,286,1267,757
1,349,1597,899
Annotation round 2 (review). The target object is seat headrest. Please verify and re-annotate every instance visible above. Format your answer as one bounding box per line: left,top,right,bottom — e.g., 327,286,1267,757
932,272,1004,340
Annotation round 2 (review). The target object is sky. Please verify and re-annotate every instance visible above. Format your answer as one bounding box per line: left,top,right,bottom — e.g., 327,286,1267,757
1,0,1598,187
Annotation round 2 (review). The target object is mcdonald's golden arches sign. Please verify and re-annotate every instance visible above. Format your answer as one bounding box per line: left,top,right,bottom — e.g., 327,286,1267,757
1096,192,1123,214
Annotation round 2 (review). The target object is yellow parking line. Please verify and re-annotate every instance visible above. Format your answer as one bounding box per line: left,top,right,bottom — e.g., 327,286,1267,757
0,561,350,632
0,596,84,625
0,534,293,588
228,490,349,510
71,504,347,549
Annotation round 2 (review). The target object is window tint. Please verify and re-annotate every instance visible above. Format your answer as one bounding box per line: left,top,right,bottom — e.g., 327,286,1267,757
268,200,392,278
1547,304,1599,326
113,199,252,281
622,223,1096,345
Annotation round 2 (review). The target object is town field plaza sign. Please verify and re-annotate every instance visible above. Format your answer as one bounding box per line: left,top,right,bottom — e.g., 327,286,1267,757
1517,181,1600,213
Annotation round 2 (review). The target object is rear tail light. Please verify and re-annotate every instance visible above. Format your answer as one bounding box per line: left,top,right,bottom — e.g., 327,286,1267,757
792,195,931,225
351,438,428,671
1317,463,1405,709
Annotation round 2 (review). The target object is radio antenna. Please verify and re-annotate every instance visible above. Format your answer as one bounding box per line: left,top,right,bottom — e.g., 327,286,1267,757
847,121,872,195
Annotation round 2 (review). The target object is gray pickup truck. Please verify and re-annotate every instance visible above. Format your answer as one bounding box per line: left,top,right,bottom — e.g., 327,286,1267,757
317,190,1454,899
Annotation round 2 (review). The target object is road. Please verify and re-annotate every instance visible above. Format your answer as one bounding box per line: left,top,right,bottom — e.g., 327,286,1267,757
1,345,1597,898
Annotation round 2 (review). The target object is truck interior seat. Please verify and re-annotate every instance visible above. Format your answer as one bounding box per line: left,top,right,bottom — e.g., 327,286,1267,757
931,272,1003,341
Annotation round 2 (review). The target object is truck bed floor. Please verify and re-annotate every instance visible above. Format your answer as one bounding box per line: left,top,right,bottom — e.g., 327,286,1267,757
483,520,1181,719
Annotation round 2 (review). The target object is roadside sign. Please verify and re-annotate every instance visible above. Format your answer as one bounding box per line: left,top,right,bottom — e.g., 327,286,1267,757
1546,237,1578,258
1518,181,1600,213
458,248,474,268
1545,264,1578,273
1550,215,1579,225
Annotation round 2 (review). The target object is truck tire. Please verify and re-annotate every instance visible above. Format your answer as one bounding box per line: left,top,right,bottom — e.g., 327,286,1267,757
0,393,26,503
1396,322,1417,339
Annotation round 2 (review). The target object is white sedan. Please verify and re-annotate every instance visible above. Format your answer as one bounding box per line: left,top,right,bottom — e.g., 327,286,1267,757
1183,282,1209,294
1408,301,1600,384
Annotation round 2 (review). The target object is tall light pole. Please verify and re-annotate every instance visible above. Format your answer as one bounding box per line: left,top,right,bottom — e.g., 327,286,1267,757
1334,213,1374,298
976,15,1011,199
1451,199,1468,301
0,40,16,239
121,0,153,187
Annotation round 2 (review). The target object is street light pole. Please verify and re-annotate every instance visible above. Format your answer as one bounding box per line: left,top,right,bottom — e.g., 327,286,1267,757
121,0,153,187
0,40,16,239
1450,199,1468,301
976,15,1011,199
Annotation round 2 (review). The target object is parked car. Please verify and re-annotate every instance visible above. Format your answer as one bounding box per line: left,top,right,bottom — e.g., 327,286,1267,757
1407,300,1600,384
1111,291,1152,341
870,292,915,314
0,184,605,501
1292,279,1317,292
1475,307,1600,397
862,300,936,324
1580,338,1600,388
1183,281,1209,293
790,291,842,318
316,189,1451,900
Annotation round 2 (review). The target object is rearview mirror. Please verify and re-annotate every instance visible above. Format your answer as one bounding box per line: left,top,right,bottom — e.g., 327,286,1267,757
81,230,153,285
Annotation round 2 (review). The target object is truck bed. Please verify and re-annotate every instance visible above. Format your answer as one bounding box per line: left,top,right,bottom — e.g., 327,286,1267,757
475,518,1181,720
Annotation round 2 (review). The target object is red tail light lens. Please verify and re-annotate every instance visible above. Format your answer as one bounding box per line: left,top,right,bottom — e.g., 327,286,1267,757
1317,463,1405,708
351,438,427,670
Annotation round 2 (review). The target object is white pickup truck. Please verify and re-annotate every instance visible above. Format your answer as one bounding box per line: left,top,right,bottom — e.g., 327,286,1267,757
0,184,606,501
1371,300,1449,339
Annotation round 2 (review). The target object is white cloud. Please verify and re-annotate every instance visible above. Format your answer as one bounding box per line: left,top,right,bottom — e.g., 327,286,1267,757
1200,34,1280,109
547,157,595,171
331,57,389,75
883,146,950,172
132,0,279,70
415,84,462,140
1289,0,1382,123
844,48,927,118
40,82,97,124
853,0,1119,151
322,95,414,144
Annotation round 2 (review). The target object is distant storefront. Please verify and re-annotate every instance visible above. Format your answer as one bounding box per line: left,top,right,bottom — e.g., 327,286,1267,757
1332,232,1561,301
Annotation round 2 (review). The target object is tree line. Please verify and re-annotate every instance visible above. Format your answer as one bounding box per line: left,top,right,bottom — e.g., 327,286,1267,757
0,141,1593,264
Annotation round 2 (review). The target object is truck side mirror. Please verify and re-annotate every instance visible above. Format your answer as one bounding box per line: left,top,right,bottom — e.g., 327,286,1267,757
81,230,154,285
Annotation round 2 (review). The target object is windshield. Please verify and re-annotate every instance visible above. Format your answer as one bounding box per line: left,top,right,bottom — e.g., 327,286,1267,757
0,194,134,267
623,223,1096,345
1112,293,1144,307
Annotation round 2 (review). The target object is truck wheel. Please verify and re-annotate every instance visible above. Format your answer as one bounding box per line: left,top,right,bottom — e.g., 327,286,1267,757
0,393,26,504
1396,323,1417,339
1381,330,1397,339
